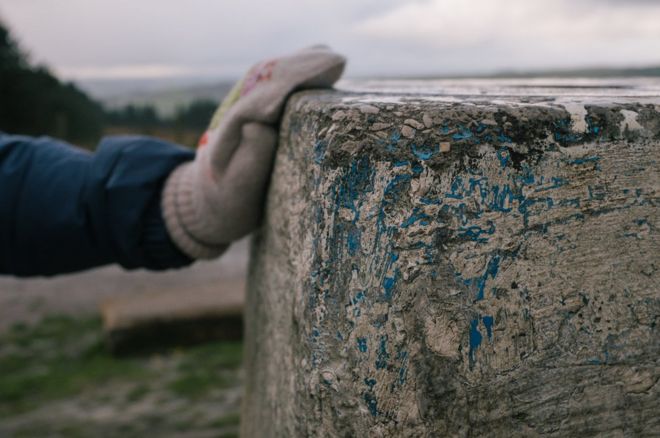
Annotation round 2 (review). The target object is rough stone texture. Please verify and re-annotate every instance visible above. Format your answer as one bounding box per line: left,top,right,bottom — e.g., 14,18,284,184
243,80,660,437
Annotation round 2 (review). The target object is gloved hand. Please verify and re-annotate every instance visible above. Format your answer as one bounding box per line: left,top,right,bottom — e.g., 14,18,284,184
162,46,346,259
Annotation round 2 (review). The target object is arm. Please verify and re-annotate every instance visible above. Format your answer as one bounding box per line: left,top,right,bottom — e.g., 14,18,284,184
0,133,194,276
0,45,346,277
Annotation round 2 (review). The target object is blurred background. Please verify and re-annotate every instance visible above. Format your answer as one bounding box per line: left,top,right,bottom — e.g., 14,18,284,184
0,0,659,436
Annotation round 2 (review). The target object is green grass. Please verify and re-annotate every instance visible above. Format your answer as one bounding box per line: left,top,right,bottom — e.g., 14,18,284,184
0,316,147,415
169,342,243,398
0,315,244,430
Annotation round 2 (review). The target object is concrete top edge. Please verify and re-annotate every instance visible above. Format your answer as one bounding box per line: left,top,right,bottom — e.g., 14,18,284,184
332,78,660,103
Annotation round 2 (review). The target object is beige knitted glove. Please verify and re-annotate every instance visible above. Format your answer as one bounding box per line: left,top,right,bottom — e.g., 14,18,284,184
162,46,346,259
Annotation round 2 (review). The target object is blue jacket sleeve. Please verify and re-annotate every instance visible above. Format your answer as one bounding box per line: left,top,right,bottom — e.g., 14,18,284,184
0,133,195,277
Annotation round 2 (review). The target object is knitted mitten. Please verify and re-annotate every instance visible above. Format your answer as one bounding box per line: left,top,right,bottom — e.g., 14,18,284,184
162,46,346,259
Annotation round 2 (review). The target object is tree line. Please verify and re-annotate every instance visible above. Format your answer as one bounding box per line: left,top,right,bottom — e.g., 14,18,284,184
0,22,216,148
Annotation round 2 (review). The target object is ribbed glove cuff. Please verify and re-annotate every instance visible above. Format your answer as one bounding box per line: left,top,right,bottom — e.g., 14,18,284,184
161,161,229,259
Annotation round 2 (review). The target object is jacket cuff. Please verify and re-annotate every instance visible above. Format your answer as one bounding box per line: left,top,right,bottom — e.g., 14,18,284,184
142,189,194,270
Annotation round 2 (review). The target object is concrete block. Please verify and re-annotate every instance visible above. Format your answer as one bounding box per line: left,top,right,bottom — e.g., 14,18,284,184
102,278,244,355
243,80,660,436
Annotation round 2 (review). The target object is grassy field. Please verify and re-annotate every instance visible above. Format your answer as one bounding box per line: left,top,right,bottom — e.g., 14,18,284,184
0,316,243,437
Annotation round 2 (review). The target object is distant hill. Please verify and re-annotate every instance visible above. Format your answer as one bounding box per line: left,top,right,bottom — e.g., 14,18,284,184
486,66,660,79
401,65,660,80
78,78,235,118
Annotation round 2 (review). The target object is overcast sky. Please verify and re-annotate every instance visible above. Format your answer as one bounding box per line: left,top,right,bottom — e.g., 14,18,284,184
1,0,659,81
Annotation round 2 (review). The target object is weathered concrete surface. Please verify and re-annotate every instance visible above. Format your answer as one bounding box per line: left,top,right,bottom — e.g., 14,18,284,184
244,80,660,437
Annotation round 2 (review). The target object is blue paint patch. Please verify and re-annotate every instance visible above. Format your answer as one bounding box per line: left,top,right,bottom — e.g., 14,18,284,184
402,208,431,228
453,129,473,141
352,290,366,304
458,221,496,243
364,392,379,416
411,143,438,160
375,335,390,369
554,118,583,144
364,378,377,389
382,271,398,301
464,255,501,301
398,366,407,385
482,315,494,341
421,196,441,205
357,337,368,353
446,176,465,199
469,318,483,367
514,165,536,186
387,130,401,152
535,176,567,192
497,133,513,143
393,160,410,167
497,147,510,168
313,140,327,164
559,198,580,208
396,350,409,385
347,227,361,255
569,156,600,165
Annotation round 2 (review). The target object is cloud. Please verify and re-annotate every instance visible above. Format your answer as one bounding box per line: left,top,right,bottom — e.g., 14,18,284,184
1,0,659,80
1,0,405,77
353,0,660,71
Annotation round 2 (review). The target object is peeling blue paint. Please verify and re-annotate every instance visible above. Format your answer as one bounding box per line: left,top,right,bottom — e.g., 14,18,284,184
452,127,473,141
383,270,398,301
569,156,600,165
402,208,431,228
396,350,409,386
412,143,438,160
387,130,401,152
469,318,483,367
421,196,441,205
364,392,379,416
357,337,368,353
482,315,494,341
535,176,567,191
347,227,361,255
352,290,366,304
458,221,496,242
375,335,390,369
497,133,513,143
497,147,510,168
446,176,465,199
554,118,583,144
462,255,501,301
313,140,327,164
